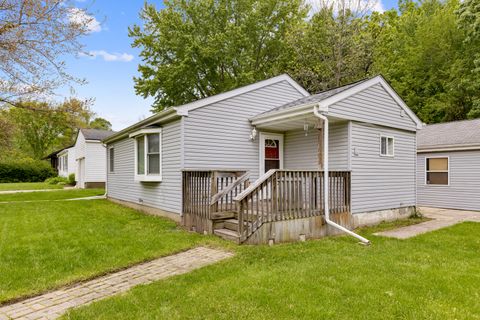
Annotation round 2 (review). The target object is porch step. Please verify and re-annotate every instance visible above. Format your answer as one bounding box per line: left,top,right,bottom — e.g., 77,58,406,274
211,211,236,220
223,219,239,231
214,228,240,243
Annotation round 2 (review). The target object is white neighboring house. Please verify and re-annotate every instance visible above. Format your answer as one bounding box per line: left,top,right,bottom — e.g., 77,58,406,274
57,146,76,178
74,128,116,189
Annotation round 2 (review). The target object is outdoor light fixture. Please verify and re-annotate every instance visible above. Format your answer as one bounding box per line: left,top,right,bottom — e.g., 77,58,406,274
250,126,257,141
304,122,309,136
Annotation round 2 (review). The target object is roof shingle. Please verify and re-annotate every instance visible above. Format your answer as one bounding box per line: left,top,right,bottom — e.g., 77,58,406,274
257,78,368,116
80,128,116,141
417,119,480,150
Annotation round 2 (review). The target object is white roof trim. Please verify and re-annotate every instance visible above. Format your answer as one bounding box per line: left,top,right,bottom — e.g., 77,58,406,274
251,75,423,130
129,127,162,138
174,74,309,115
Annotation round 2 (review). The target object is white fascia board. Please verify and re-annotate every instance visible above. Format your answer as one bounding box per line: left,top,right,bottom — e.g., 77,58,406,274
251,102,328,126
103,108,176,144
129,127,162,138
57,149,69,156
175,74,310,116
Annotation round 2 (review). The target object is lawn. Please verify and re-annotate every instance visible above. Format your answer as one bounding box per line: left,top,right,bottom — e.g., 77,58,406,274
65,222,480,320
0,188,104,202
0,182,64,191
0,199,216,304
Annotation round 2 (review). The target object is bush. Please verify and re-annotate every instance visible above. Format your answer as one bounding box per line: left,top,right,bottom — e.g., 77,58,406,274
45,176,68,185
68,173,76,186
0,160,56,183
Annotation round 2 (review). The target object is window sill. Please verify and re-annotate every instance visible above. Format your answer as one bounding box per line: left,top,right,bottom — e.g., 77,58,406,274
135,175,162,182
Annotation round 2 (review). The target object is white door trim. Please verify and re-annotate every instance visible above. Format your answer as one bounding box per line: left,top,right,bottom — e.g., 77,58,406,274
259,132,284,176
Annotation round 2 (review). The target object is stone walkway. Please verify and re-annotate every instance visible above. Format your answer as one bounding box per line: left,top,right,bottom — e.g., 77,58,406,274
375,207,480,239
0,247,233,320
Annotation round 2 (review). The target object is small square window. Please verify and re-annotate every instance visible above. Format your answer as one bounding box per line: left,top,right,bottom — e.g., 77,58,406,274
380,136,394,157
426,157,449,185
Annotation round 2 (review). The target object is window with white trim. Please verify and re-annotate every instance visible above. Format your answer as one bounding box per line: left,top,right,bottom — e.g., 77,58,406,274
109,148,115,173
380,136,394,156
131,128,162,182
426,157,448,185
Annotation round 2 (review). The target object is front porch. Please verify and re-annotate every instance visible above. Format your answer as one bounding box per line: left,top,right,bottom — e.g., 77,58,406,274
182,169,352,244
181,109,356,244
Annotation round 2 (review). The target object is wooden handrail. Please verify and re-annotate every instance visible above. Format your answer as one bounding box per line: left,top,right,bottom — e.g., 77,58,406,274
182,169,249,218
234,169,276,202
210,172,250,205
236,170,351,242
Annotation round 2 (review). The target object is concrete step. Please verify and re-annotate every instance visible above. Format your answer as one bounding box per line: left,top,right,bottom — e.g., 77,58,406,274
214,228,240,243
223,219,239,231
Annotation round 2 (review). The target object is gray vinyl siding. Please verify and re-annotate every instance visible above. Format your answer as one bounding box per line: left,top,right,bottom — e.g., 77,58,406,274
350,122,416,213
328,84,417,132
284,122,349,171
107,120,182,214
417,151,480,211
183,80,306,180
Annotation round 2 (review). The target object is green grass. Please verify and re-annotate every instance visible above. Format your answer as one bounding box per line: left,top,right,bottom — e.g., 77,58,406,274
0,188,104,202
65,222,480,320
0,200,217,303
0,182,64,191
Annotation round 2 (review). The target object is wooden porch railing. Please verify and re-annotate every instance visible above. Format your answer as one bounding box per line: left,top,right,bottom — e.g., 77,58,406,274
234,169,351,242
182,170,249,219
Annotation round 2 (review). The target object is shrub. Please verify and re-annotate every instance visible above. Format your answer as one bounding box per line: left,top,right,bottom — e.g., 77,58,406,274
68,173,76,186
0,160,56,183
45,176,68,185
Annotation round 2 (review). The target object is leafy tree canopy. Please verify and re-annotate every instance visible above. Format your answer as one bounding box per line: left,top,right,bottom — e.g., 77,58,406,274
131,0,480,124
130,0,308,111
89,117,112,130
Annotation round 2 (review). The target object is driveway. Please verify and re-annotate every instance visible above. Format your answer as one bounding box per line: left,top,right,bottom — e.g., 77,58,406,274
374,207,480,239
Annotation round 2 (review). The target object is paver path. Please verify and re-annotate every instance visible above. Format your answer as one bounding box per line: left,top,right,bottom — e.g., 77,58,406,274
0,247,233,320
375,207,480,239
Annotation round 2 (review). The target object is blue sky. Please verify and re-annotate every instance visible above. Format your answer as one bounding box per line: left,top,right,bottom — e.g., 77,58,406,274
61,0,400,131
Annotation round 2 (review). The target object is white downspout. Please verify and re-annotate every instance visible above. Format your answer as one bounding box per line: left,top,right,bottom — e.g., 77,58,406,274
313,105,370,245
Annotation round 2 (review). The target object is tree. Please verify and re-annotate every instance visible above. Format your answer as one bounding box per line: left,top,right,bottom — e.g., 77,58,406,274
9,101,68,159
56,97,95,147
372,0,475,123
89,117,112,130
0,110,14,153
6,98,96,159
456,0,480,119
283,2,379,93
0,0,94,108
129,0,307,111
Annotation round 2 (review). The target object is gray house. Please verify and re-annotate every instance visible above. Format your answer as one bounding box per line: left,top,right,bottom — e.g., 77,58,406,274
103,74,422,244
417,119,480,211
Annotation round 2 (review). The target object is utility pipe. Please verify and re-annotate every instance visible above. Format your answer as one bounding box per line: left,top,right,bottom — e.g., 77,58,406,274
313,105,370,245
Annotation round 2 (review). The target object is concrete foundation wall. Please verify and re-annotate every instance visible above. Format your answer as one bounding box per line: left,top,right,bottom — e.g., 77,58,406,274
352,206,416,227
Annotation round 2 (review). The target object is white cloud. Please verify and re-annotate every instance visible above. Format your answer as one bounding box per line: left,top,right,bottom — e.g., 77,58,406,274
308,0,385,15
68,8,101,33
82,50,134,62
